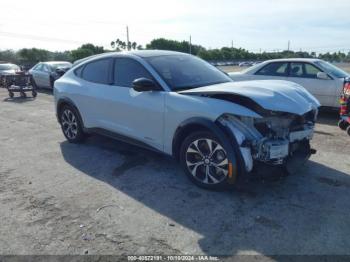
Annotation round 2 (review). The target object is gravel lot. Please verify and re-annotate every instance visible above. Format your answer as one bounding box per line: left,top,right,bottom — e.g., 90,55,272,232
0,88,350,258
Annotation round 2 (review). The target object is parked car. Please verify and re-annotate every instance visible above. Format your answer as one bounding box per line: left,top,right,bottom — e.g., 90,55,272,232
29,61,72,89
229,58,350,108
54,50,319,190
0,63,21,76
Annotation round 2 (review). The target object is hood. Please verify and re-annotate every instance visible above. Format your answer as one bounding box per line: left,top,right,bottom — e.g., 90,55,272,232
0,69,16,75
179,80,320,115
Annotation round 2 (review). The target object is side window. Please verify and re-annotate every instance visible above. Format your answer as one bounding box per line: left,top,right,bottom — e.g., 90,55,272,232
304,63,321,79
114,58,154,88
34,64,43,71
255,62,288,76
290,63,304,77
74,66,83,77
42,64,50,72
290,62,322,78
82,59,111,84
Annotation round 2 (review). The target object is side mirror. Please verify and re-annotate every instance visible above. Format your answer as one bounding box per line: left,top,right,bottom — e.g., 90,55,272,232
317,72,329,80
132,78,159,92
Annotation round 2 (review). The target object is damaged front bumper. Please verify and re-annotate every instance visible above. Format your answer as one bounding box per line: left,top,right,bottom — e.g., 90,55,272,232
218,111,317,175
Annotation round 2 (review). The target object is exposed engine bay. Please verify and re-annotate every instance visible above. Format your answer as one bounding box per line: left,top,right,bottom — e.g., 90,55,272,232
178,81,320,173
218,110,317,172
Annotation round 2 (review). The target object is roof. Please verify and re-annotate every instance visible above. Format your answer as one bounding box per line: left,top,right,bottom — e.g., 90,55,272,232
264,58,322,63
42,61,72,65
128,50,188,58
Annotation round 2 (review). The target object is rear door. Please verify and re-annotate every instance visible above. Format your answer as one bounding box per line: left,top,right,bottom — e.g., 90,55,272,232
286,62,336,107
77,57,165,150
41,64,52,87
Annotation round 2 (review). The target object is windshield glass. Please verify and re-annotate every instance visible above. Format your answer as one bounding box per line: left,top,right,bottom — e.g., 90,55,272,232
145,54,232,91
315,61,349,78
50,63,72,70
0,64,19,71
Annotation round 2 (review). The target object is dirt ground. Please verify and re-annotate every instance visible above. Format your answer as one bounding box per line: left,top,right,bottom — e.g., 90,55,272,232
0,88,350,258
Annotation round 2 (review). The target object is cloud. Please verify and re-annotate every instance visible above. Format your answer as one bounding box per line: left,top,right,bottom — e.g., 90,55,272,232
0,0,349,52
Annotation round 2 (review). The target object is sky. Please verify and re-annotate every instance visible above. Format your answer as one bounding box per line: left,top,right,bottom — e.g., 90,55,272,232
0,0,349,53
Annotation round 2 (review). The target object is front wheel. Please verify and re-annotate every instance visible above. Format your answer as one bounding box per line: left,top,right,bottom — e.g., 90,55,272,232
180,131,234,190
59,105,86,143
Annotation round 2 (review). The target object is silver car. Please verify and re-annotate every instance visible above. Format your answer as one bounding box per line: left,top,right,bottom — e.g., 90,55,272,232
54,50,320,190
29,61,72,89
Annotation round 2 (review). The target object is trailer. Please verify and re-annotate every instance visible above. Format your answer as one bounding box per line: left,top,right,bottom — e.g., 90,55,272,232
2,73,37,98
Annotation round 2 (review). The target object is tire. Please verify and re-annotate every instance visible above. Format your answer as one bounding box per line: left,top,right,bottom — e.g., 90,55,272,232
32,90,37,98
179,131,234,190
9,92,14,98
338,120,349,131
59,104,86,143
347,126,350,136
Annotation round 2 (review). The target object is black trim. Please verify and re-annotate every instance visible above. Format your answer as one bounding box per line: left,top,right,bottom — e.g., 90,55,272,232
85,127,164,154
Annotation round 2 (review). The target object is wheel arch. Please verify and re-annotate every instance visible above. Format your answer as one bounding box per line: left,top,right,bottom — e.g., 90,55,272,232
56,97,85,129
172,117,246,183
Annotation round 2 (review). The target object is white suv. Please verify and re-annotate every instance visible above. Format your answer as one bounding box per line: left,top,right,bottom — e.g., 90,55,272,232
54,50,320,190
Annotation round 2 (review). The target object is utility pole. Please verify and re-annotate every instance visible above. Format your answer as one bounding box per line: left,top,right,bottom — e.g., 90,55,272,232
287,40,290,51
126,26,130,51
231,40,233,49
189,35,192,54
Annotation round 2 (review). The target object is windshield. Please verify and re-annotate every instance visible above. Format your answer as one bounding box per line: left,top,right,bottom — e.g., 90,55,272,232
315,61,349,78
0,64,19,71
50,63,72,70
145,54,232,91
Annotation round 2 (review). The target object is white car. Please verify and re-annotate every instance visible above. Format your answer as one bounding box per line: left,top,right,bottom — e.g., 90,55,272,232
229,58,350,108
54,51,320,190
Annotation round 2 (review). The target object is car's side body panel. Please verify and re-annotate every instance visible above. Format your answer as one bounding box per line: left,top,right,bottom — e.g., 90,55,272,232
163,92,261,155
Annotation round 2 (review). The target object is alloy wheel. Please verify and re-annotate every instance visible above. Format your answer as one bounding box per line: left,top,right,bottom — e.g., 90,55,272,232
61,109,78,140
185,138,229,185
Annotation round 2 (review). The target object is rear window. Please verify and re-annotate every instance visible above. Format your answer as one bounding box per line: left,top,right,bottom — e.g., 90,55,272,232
81,59,111,84
256,62,288,76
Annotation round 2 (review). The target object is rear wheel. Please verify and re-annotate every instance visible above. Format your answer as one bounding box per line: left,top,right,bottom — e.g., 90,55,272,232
59,105,86,143
180,131,233,190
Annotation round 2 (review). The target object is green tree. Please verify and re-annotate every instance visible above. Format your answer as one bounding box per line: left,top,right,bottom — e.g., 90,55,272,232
70,43,105,61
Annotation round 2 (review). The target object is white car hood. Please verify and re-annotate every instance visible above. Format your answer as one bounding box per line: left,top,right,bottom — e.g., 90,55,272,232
179,80,320,115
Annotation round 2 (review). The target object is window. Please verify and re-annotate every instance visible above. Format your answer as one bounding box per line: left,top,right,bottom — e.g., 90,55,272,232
290,62,323,79
256,62,288,76
42,64,50,72
315,60,348,78
82,59,111,84
290,63,303,77
33,64,43,71
304,63,321,78
144,55,231,91
114,58,154,88
74,66,83,77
